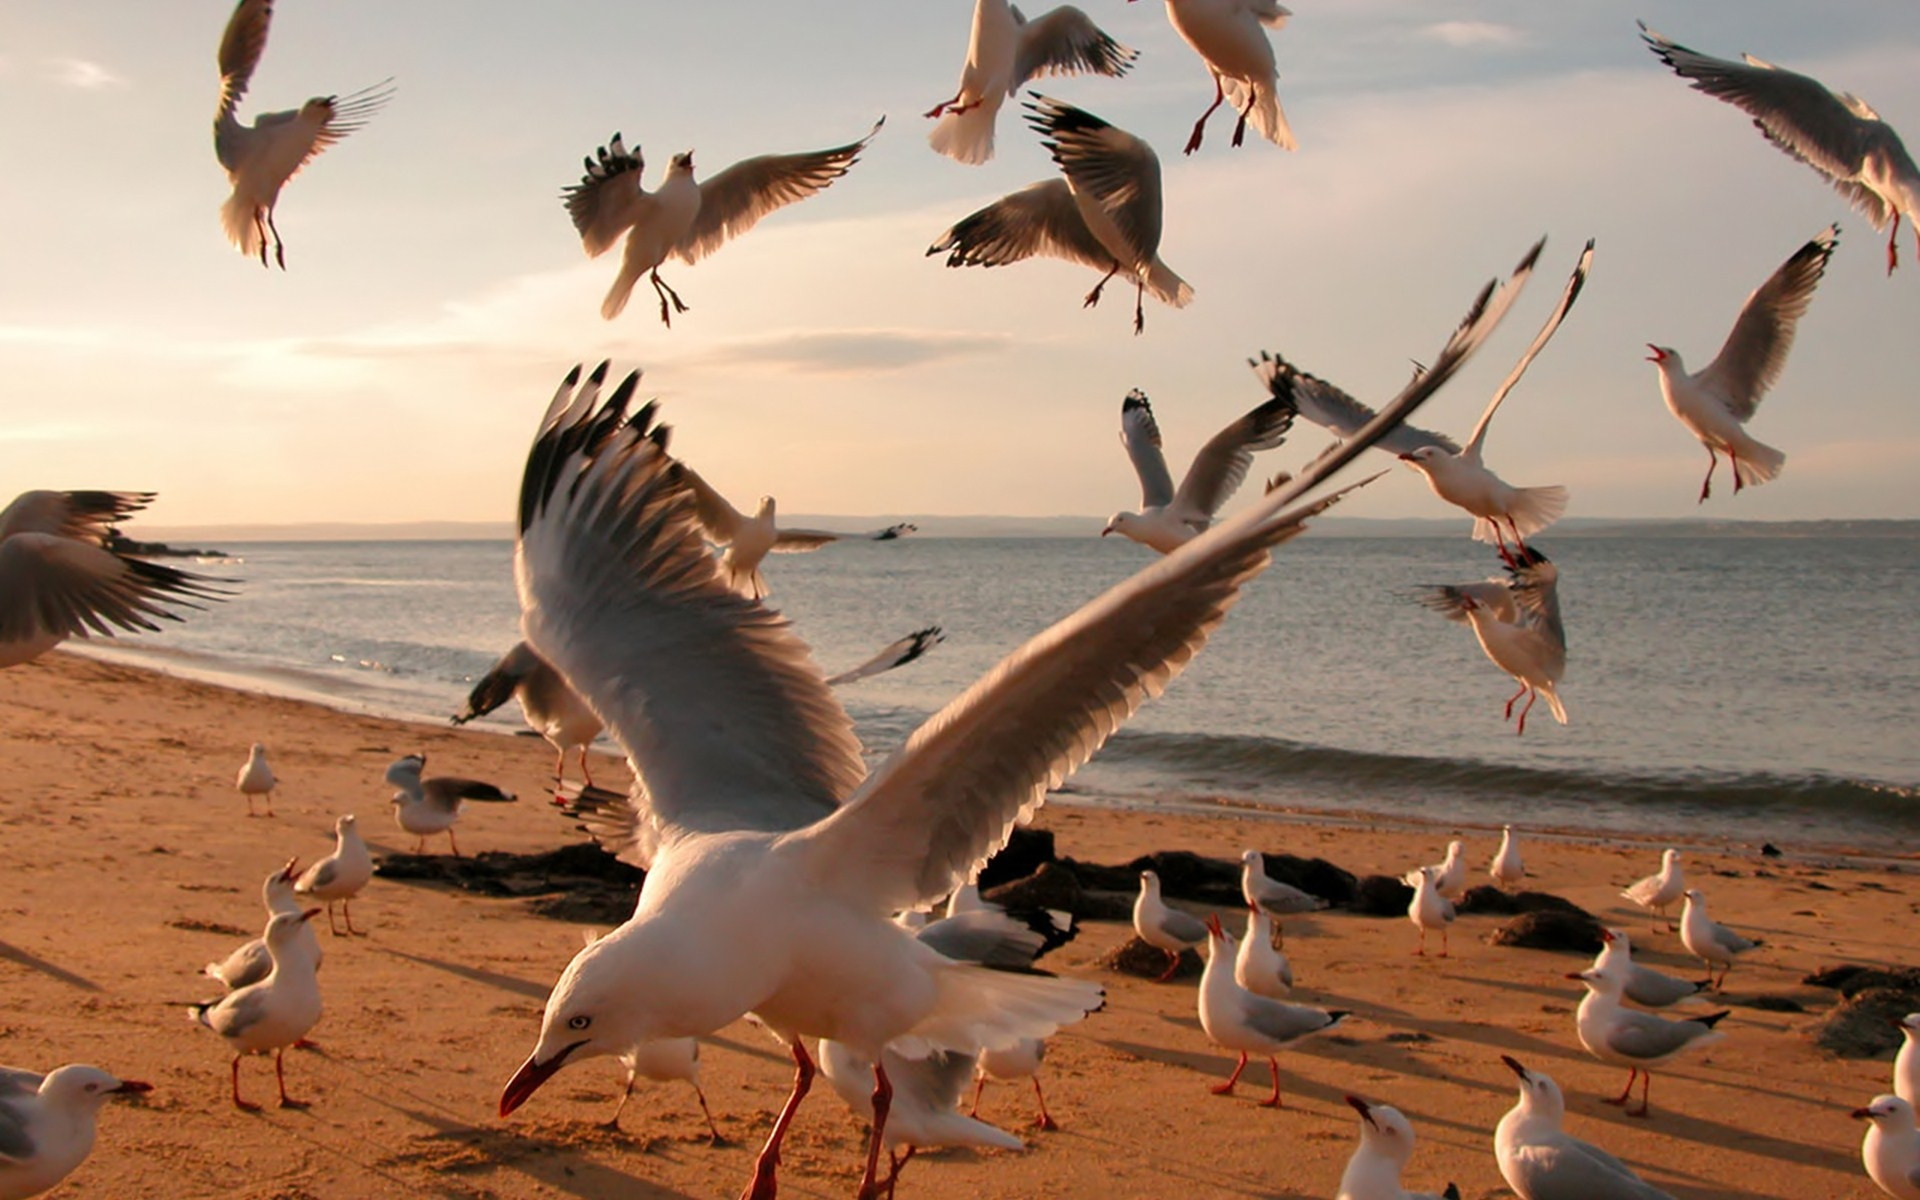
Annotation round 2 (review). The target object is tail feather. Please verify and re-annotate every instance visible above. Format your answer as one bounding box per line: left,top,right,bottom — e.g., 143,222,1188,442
1729,436,1785,489
1535,681,1569,725
1145,261,1193,308
928,97,1001,166
1472,484,1567,544
1222,79,1295,151
220,192,263,259
601,268,640,321
895,962,1103,1059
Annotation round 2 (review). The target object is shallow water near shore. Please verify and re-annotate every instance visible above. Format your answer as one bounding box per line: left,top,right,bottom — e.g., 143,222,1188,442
78,532,1920,847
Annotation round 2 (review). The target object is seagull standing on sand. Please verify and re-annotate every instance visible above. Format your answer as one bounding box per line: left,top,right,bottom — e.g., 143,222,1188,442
1495,1056,1677,1200
1678,888,1760,990
1198,915,1347,1106
1640,22,1919,274
1568,966,1728,1118
1405,866,1455,957
0,490,224,670
604,1037,721,1142
188,908,324,1111
1855,1095,1920,1200
211,0,393,269
1240,849,1326,916
1621,849,1685,927
0,1065,151,1200
819,1041,1023,1194
1137,0,1295,154
1418,546,1567,735
1426,841,1468,902
1134,869,1209,981
235,743,276,817
1589,929,1703,1010
1489,826,1525,889
1647,225,1838,503
204,859,322,990
293,814,372,936
1895,1014,1920,1104
1337,1095,1460,1200
453,642,603,787
1234,905,1293,999
928,95,1192,334
926,0,1138,165
562,121,882,325
971,1037,1059,1132
1102,391,1295,554
385,753,517,857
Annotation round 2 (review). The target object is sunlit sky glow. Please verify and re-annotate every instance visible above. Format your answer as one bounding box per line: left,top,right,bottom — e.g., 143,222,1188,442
2,2,1917,529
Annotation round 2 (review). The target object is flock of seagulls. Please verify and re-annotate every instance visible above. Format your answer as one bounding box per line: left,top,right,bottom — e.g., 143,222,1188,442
3,4,1916,1198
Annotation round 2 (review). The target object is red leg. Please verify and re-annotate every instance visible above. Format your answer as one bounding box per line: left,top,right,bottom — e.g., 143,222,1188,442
967,1076,986,1118
1627,1070,1652,1118
882,1146,916,1200
1258,1057,1283,1107
740,1039,815,1200
924,90,964,119
1083,263,1119,309
1887,213,1901,276
1515,689,1537,736
1698,447,1717,504
1185,75,1226,155
1729,448,1745,494
231,1055,260,1112
1132,277,1146,336
1414,928,1427,957
275,1047,308,1108
343,899,362,936
1503,682,1528,720
1604,1067,1638,1106
579,747,595,788
253,212,270,269
266,209,286,270
325,903,343,937
1210,1051,1249,1095
448,828,463,858
693,1083,724,1145
1440,925,1451,957
855,1061,895,1200
604,1069,636,1130
1154,948,1183,982
1031,1076,1059,1131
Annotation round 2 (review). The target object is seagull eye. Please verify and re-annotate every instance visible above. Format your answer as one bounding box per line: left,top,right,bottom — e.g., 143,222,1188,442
567,1015,591,1031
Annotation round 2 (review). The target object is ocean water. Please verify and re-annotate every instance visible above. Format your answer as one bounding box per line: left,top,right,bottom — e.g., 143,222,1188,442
73,533,1920,848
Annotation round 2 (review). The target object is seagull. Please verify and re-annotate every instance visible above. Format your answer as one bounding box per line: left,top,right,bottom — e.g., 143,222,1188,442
971,1037,1059,1132
1640,21,1919,274
1855,1094,1920,1200
562,120,882,325
452,642,604,787
1133,869,1209,981
1417,546,1567,735
1896,1014,1920,1105
1198,914,1347,1106
1338,1095,1460,1200
1134,0,1295,155
1405,866,1455,957
188,908,324,1110
0,490,225,669
819,1041,1022,1196
0,1065,151,1200
1234,905,1293,999
1489,826,1525,889
676,459,901,600
1678,888,1760,990
1495,1056,1677,1200
926,0,1138,165
1647,225,1838,503
826,627,946,687
1568,966,1728,1117
385,752,517,857
212,0,393,269
293,814,372,936
235,742,277,817
1425,841,1468,902
1589,928,1703,1010
1101,389,1295,553
928,94,1192,334
497,241,1532,1199
604,1037,721,1142
1239,849,1327,916
1621,849,1685,928
204,859,322,991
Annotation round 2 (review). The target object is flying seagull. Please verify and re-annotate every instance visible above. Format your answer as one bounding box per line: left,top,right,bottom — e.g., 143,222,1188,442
1102,388,1295,553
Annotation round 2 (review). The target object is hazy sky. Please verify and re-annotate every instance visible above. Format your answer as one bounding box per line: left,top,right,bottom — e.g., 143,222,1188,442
2,2,1917,529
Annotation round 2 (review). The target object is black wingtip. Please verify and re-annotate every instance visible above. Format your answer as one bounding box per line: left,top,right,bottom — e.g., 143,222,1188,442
1699,1010,1733,1029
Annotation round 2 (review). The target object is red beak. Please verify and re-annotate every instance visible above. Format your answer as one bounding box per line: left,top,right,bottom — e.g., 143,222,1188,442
1852,1106,1875,1120
299,907,323,923
1645,343,1665,363
499,1041,587,1117
111,1079,154,1096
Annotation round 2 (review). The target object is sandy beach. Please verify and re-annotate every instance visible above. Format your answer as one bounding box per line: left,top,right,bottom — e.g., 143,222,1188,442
1,650,1911,1199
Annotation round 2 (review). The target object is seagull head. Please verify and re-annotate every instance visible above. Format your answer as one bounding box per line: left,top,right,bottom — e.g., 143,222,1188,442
1645,344,1676,366
1101,511,1136,538
264,908,322,949
1898,1013,1920,1039
1397,446,1444,471
1346,1095,1416,1163
40,1066,153,1114
1500,1054,1565,1120
756,495,776,520
1853,1094,1915,1127
669,151,695,177
501,929,652,1118
335,813,358,836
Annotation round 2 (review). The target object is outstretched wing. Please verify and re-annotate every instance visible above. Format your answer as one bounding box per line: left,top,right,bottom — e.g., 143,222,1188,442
453,641,543,724
1174,393,1296,520
1011,7,1139,91
215,0,272,123
0,534,227,646
1026,94,1162,266
927,178,1114,272
1120,390,1176,509
1696,225,1837,420
1463,239,1594,458
674,119,883,264
825,626,946,687
562,134,653,257
1247,352,1458,457
0,490,152,543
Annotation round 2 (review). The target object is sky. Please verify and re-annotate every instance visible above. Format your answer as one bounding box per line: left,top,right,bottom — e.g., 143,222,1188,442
1,1,1918,531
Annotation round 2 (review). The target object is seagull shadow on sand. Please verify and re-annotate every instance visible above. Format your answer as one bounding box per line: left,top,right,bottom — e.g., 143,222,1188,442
379,1099,697,1200
374,946,549,1000
0,939,101,991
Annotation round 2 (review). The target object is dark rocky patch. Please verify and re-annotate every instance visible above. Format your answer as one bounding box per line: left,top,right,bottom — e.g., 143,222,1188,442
977,827,1055,889
1488,909,1605,953
1102,936,1202,981
377,844,643,926
1803,965,1920,998
1813,986,1920,1058
1349,875,1416,917
1457,887,1591,918
984,862,1132,922
1746,995,1806,1013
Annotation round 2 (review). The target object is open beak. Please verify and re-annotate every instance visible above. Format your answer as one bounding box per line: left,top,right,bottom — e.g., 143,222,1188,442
1852,1106,1876,1120
499,1040,588,1117
1345,1094,1378,1129
1645,343,1664,363
1204,913,1225,939
280,858,300,882
1601,929,1617,944
1397,453,1416,462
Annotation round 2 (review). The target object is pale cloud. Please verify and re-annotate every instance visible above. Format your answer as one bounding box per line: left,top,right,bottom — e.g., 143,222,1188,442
1422,21,1524,50
684,328,1014,375
47,57,127,91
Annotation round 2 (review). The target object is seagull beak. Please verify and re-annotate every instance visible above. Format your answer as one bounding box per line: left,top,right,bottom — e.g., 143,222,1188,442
1500,1054,1530,1083
110,1079,154,1096
1644,344,1664,363
1204,913,1224,939
1397,453,1416,462
1601,929,1617,944
1345,1094,1378,1129
499,1040,589,1117
281,858,300,882
1852,1106,1876,1120
299,907,323,923
1564,971,1587,981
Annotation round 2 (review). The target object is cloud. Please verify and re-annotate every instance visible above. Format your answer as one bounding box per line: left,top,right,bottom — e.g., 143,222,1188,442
1421,22,1524,49
683,328,1014,375
46,57,126,90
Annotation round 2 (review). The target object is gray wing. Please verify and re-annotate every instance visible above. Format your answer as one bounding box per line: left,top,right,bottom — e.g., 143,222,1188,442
453,641,543,724
1696,226,1837,420
1247,351,1459,456
1012,7,1138,90
770,529,843,553
561,134,653,258
0,1069,41,1099
675,462,746,545
0,533,226,646
1245,998,1338,1044
1416,579,1518,626
674,120,883,265
1508,1139,1675,1200
203,986,274,1040
1120,390,1176,509
915,909,1057,969
557,782,656,870
1623,963,1701,1008
422,777,516,811
0,1091,35,1163
516,367,867,846
1025,95,1162,266
1463,240,1594,457
1639,24,1914,227
825,626,945,687
1174,394,1296,520
1507,550,1565,655
1710,920,1758,954
795,241,1541,911
927,178,1115,273
0,490,152,543
215,0,271,128
883,1047,978,1115
295,858,338,892
1604,1010,1716,1062
1154,907,1209,945
1251,878,1323,915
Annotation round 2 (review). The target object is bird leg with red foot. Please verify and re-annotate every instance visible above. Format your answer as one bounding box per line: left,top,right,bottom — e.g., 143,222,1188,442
1031,1077,1059,1131
1211,1050,1249,1095
739,1039,815,1200
1887,213,1902,276
1131,278,1146,336
1259,1056,1284,1107
1185,76,1226,155
1083,264,1118,309
267,209,286,270
1698,448,1717,503
230,1056,260,1112
447,829,463,858
650,269,690,327
695,1084,725,1145
1626,1071,1652,1118
924,91,963,119
342,899,363,936
1514,690,1537,736
1603,1067,1639,1107
1231,92,1256,148
1502,682,1528,720
275,1048,308,1108
1153,947,1183,982
855,1062,895,1200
